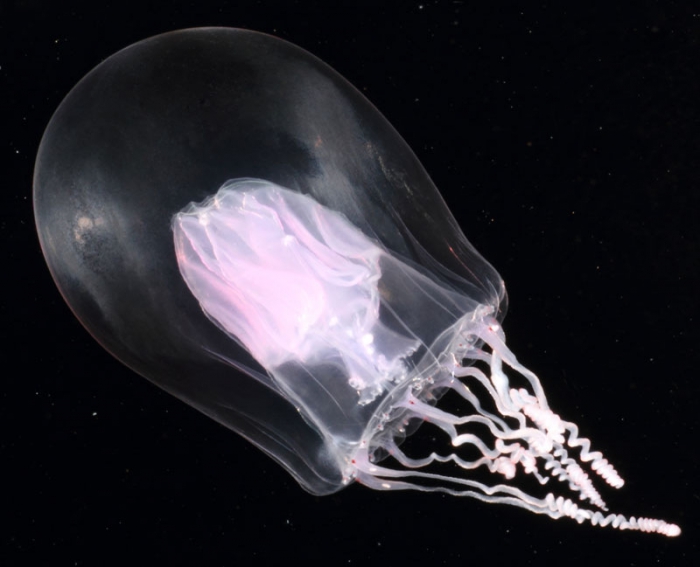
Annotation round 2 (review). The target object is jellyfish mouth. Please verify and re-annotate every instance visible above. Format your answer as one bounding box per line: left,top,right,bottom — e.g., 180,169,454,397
347,306,680,537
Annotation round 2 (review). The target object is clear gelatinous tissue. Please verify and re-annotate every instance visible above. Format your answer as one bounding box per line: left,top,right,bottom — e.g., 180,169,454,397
34,28,679,536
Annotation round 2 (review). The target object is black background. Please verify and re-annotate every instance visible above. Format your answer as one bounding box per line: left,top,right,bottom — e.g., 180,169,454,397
3,1,698,565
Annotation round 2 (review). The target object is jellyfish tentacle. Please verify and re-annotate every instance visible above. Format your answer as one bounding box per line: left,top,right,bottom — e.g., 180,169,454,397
391,394,550,483
510,385,625,489
353,444,681,535
560,420,625,488
352,442,680,536
398,391,509,437
384,436,503,472
545,495,681,537
472,316,550,410
463,323,626,502
449,361,528,429
510,388,565,443
540,453,607,510
395,377,609,506
350,311,679,535
438,374,511,431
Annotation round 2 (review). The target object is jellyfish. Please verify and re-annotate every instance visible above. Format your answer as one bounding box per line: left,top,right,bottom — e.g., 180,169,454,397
33,28,679,536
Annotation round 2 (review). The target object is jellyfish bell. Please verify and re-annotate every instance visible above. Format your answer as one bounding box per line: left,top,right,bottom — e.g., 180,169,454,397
34,27,679,536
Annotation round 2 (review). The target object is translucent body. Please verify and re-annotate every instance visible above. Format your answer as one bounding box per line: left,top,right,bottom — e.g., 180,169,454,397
34,28,678,536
